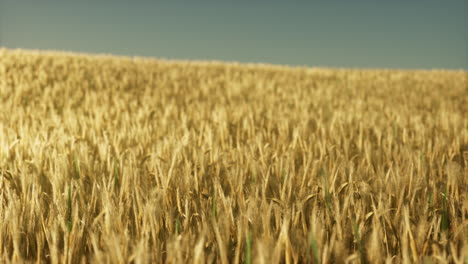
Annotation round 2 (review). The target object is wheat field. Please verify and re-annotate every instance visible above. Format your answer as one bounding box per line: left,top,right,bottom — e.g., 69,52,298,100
0,48,467,263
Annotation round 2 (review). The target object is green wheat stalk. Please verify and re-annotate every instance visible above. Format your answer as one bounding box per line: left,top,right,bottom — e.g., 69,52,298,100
440,187,449,232
66,185,73,232
353,219,366,264
309,231,320,264
246,231,252,264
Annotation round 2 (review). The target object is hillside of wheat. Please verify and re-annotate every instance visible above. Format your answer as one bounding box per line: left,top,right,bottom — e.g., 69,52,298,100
0,48,467,263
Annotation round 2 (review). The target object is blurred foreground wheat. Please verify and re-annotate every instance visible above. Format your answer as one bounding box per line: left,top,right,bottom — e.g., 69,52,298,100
0,48,467,263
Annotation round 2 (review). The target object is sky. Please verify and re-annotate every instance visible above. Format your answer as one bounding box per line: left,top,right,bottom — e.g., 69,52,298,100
0,0,467,69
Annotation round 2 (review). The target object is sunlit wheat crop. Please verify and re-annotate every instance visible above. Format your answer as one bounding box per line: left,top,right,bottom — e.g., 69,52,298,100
0,48,467,263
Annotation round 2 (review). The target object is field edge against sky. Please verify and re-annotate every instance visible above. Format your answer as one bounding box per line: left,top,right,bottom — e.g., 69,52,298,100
0,0,467,70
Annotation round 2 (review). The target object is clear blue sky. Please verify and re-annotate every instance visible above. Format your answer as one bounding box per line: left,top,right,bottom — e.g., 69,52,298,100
1,0,467,69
